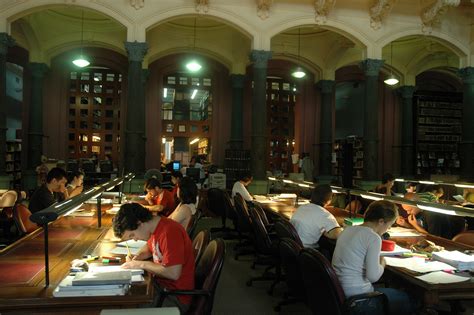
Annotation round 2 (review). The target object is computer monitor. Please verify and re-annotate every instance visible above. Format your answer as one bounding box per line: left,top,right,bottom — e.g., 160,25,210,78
172,161,181,172
186,167,200,183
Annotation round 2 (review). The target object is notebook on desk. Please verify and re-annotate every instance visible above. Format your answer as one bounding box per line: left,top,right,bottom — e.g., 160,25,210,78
72,270,131,286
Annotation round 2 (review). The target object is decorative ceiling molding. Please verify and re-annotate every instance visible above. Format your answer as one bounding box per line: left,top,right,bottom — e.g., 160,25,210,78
130,0,144,10
369,0,397,30
314,0,336,25
257,0,273,20
195,0,210,13
421,0,460,33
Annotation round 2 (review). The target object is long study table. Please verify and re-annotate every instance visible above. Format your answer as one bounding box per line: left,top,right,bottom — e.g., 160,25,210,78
0,203,154,314
255,195,474,309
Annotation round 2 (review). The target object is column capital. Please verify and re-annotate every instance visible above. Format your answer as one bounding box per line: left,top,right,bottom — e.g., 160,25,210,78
250,50,272,69
458,67,474,84
230,74,246,88
316,80,335,93
397,85,417,99
125,41,148,62
29,62,49,78
359,59,384,77
0,33,15,55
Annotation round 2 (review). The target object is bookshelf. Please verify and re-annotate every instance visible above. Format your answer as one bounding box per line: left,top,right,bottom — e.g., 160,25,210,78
6,139,22,187
224,149,250,189
333,136,364,182
415,92,462,176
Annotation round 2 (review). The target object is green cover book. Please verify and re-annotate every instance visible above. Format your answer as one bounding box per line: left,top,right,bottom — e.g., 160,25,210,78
344,217,364,226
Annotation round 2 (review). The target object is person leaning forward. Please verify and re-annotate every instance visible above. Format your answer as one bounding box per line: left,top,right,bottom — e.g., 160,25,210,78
113,203,195,313
29,167,70,214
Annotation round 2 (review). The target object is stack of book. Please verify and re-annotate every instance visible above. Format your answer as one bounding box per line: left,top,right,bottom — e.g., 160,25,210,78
53,270,132,297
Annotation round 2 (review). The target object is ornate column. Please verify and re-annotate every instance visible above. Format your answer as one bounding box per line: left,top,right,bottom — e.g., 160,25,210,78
317,80,335,176
249,50,272,181
360,59,384,181
458,67,474,181
124,41,148,175
229,74,245,149
397,85,416,177
27,63,49,170
0,33,15,180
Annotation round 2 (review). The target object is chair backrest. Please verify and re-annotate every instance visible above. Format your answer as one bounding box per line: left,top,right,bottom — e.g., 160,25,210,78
222,191,238,223
186,209,201,238
0,190,17,208
191,238,226,315
274,219,303,247
248,207,273,254
252,203,271,227
298,247,346,315
192,229,211,265
279,238,305,296
207,188,229,218
453,230,474,247
13,204,38,235
233,193,252,233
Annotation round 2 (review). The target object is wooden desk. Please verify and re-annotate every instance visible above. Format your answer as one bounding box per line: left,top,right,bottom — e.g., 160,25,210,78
0,207,154,314
256,197,474,309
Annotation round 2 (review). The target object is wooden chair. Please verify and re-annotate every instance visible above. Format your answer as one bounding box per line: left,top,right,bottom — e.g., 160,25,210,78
192,230,210,265
298,247,388,315
452,230,474,247
156,239,226,315
13,203,38,235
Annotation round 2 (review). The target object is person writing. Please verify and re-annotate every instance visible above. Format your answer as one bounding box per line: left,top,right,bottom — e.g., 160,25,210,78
67,170,85,198
113,203,194,313
29,167,70,213
168,177,198,230
332,200,414,315
290,184,342,247
232,173,254,202
143,178,176,215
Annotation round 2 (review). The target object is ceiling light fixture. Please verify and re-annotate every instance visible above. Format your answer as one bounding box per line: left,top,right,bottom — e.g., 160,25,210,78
72,10,90,68
291,28,306,79
186,18,202,72
384,42,398,86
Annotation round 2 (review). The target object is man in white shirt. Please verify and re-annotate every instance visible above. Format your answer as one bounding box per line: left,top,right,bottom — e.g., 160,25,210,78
290,184,342,247
232,174,253,202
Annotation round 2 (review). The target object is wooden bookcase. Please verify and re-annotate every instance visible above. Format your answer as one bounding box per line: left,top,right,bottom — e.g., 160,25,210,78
266,78,296,174
333,136,364,182
224,149,250,189
414,92,462,176
5,139,21,188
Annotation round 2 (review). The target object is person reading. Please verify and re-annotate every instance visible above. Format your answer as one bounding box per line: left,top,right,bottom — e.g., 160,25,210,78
290,184,342,247
67,170,85,198
168,177,198,230
113,203,194,313
29,167,70,214
232,173,254,202
143,178,176,215
374,173,395,195
332,200,415,315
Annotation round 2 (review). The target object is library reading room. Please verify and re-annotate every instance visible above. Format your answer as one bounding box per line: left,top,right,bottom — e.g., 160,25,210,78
1,0,474,314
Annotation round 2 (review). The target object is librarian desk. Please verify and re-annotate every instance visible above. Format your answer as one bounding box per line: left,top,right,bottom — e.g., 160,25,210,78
0,204,154,315
256,197,474,309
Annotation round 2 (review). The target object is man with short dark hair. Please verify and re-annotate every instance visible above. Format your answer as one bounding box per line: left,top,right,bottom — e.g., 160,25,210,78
290,184,343,247
29,167,69,213
113,203,194,313
143,178,176,215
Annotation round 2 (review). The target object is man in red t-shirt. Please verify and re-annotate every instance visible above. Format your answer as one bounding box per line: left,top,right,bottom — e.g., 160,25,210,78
113,203,195,312
143,178,176,216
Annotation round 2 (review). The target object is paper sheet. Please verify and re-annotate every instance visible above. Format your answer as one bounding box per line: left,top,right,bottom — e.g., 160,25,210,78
117,240,147,249
88,265,144,276
415,271,470,284
387,226,422,237
110,246,141,256
385,257,456,273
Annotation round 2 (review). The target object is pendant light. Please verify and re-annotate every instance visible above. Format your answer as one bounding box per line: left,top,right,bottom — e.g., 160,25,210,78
186,18,202,72
291,28,306,79
72,10,90,68
384,42,398,86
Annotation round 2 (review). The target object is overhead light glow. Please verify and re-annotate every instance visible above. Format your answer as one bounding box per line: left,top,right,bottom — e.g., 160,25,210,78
298,183,310,188
395,178,405,182
162,137,166,144
189,138,199,145
291,67,306,78
419,180,435,185
72,57,90,68
384,76,399,86
163,88,168,98
417,204,457,216
454,184,474,189
186,60,202,72
361,193,384,201
282,179,294,184
191,89,198,99
268,177,277,181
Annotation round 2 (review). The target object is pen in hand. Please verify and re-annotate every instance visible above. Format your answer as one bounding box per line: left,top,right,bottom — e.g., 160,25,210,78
125,241,132,261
